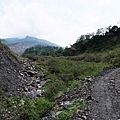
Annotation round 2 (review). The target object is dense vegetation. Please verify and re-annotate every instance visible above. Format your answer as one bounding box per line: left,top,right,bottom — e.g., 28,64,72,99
23,46,64,57
67,25,120,55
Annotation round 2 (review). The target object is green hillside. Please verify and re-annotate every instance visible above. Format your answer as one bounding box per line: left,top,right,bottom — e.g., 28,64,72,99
64,25,120,56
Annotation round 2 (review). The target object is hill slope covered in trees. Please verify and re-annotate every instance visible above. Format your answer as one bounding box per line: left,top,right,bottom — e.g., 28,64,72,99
65,25,120,56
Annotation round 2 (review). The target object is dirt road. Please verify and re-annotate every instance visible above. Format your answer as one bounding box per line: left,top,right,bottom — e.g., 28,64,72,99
88,68,120,120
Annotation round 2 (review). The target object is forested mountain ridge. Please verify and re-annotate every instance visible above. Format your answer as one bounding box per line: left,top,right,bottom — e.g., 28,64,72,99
23,45,64,57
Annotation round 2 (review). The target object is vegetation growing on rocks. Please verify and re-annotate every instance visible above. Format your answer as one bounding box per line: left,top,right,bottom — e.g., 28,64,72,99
0,53,112,119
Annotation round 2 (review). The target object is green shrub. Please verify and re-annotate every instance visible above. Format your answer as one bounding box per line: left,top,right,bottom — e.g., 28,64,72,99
18,98,40,120
59,73,74,83
44,80,65,100
0,96,53,120
19,98,52,119
111,56,120,67
57,110,70,120
67,53,101,62
102,48,120,67
35,98,53,117
79,99,88,110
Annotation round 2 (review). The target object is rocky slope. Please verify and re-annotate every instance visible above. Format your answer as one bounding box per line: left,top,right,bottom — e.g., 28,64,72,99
0,43,23,96
0,43,50,97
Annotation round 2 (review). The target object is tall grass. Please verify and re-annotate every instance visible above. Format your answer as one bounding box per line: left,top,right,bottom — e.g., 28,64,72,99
43,58,112,80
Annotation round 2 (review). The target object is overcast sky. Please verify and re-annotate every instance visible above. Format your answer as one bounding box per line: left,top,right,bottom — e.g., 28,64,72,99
0,0,120,47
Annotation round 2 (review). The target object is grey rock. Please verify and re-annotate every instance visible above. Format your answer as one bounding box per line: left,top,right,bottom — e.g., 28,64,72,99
36,80,41,84
62,101,74,109
31,82,37,87
27,70,37,76
19,73,24,77
28,90,37,99
55,111,62,116
37,84,42,89
37,89,42,96
80,116,87,120
42,116,52,120
23,86,28,92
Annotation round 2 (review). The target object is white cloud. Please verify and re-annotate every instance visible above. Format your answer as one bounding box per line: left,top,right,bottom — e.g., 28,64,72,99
80,13,100,27
0,0,84,46
98,0,113,6
0,0,119,46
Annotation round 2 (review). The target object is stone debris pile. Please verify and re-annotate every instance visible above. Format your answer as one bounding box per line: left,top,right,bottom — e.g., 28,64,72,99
18,58,51,99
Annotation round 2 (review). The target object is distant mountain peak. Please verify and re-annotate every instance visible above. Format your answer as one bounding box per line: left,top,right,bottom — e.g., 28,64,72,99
25,36,33,38
24,36,35,40
25,35,30,38
3,36,60,55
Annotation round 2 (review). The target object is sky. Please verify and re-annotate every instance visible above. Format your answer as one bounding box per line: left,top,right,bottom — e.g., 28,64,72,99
0,0,120,47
